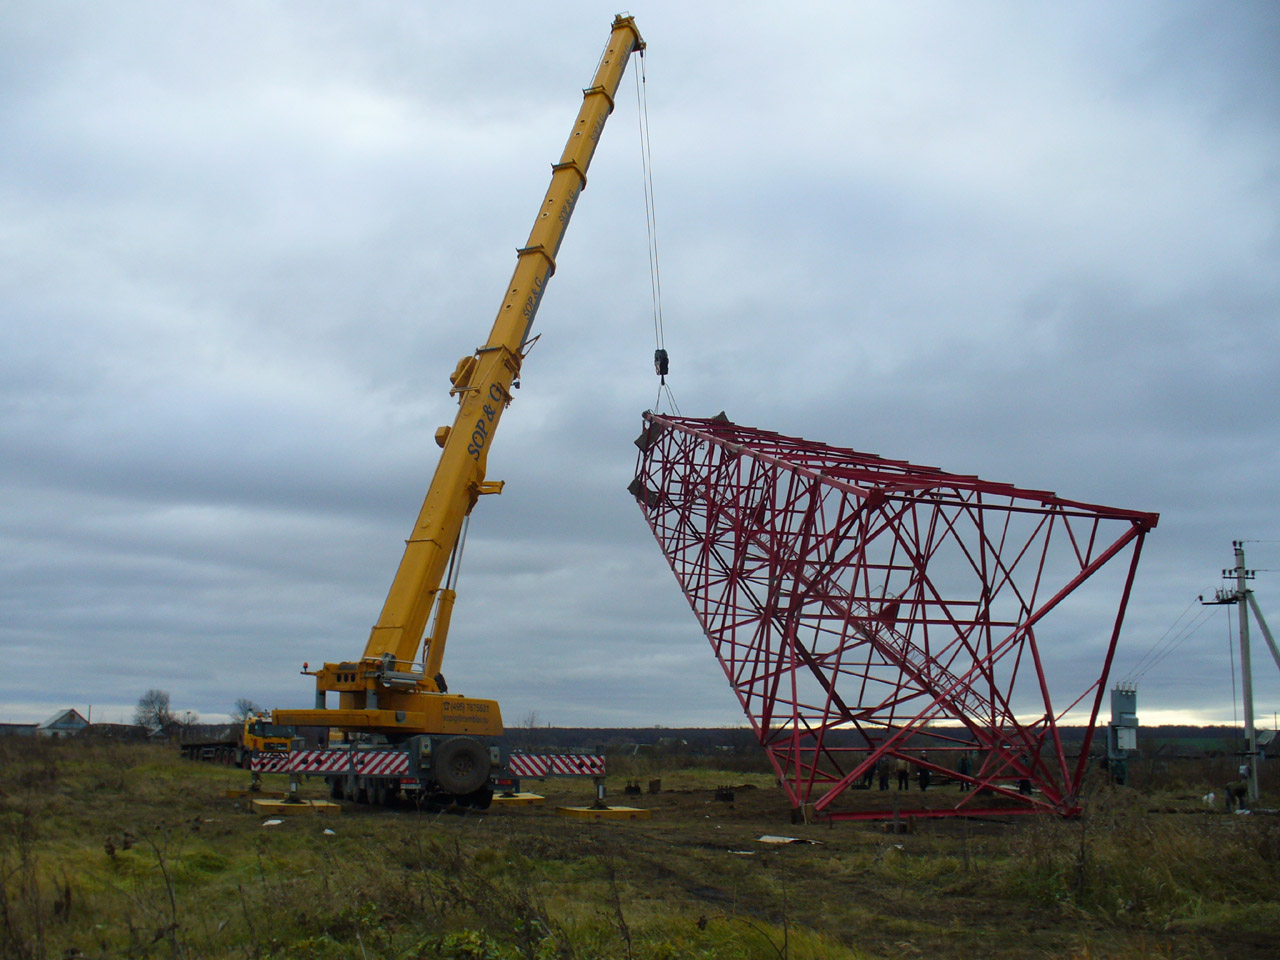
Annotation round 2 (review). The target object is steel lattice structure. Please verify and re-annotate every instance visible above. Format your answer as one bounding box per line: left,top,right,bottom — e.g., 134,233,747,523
631,414,1158,820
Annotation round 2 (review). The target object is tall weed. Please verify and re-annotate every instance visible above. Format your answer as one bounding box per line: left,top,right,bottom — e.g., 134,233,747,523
1003,786,1280,929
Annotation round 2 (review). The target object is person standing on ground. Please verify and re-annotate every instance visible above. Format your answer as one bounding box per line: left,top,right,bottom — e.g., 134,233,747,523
1226,779,1249,812
918,751,931,791
895,756,909,790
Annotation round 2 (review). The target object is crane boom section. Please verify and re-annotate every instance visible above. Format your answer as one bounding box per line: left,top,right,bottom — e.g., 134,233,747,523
362,16,645,672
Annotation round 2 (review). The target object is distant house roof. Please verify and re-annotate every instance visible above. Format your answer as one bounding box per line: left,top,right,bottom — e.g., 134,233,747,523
0,722,37,736
37,708,89,734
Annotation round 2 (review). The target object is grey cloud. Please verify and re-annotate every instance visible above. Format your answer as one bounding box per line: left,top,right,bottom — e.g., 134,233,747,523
1,2,1277,729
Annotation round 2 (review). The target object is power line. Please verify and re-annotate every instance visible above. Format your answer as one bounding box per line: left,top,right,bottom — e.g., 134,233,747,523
1121,595,1206,683
1137,606,1215,680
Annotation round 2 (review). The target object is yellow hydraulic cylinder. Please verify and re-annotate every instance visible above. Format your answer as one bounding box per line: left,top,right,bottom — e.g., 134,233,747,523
422,587,455,681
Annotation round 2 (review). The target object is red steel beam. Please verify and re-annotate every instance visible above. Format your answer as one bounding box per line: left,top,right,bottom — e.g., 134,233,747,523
632,413,1157,821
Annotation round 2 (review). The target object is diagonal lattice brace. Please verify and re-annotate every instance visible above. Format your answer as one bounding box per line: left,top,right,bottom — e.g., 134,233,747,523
632,413,1157,820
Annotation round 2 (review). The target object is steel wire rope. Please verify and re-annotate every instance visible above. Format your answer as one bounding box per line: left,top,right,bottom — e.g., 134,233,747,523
634,49,679,416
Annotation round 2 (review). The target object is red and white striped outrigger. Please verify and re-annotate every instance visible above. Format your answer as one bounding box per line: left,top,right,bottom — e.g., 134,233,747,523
250,749,410,777
507,753,605,778
251,750,601,778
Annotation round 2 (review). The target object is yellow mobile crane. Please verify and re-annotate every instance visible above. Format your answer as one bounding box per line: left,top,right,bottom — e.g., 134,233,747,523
273,15,645,807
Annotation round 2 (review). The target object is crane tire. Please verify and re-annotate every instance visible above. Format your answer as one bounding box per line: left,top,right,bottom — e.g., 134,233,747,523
433,737,489,795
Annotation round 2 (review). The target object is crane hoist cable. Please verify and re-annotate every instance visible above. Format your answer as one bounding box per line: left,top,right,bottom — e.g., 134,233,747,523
635,45,679,416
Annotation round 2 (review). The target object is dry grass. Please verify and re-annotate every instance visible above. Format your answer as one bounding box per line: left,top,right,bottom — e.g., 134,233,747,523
0,736,1277,960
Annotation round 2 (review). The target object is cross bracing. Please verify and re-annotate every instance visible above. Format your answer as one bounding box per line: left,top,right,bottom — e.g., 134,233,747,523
632,414,1158,819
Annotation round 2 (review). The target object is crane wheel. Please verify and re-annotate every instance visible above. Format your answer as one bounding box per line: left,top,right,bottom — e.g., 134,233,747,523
433,737,489,795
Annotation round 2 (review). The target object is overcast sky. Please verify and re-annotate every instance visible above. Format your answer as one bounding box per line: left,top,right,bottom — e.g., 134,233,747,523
2,1,1278,730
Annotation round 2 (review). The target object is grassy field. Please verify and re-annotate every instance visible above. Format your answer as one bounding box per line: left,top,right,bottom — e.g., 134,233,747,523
1,737,1277,960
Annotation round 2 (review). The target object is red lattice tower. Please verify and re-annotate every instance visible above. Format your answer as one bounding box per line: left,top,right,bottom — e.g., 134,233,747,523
630,414,1158,820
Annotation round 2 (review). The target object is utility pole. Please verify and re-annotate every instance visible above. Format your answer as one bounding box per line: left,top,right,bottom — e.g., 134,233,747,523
1234,542,1259,802
1204,541,1260,801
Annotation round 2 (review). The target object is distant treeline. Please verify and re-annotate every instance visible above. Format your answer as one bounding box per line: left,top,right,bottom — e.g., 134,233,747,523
10,720,1255,760
510,724,1256,755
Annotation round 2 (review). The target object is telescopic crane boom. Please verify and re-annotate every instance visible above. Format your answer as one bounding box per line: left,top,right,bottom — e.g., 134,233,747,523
275,16,645,746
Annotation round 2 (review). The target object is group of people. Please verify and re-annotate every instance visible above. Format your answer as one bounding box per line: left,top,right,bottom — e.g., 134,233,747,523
862,750,975,792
